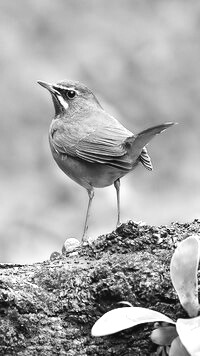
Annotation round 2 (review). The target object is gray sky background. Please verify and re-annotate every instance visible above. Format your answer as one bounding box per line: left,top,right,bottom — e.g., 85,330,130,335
0,0,199,263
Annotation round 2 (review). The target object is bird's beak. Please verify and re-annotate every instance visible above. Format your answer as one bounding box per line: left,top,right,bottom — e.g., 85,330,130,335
37,80,60,95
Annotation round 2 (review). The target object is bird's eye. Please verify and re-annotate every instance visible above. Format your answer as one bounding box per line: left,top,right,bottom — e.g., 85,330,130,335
67,90,76,99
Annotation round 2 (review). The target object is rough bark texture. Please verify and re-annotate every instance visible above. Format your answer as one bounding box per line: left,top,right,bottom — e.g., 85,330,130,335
0,219,200,356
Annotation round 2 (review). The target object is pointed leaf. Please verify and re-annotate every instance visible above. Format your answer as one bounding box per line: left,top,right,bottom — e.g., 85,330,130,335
91,307,175,337
169,336,190,356
177,316,200,356
170,235,200,317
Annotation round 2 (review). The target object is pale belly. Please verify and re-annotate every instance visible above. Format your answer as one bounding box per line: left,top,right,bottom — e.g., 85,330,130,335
51,149,131,190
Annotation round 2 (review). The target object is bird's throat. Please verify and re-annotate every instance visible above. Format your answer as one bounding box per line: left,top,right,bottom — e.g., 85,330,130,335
52,94,68,114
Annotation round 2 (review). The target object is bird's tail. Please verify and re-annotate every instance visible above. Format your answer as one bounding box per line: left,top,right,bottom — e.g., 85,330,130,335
126,122,175,163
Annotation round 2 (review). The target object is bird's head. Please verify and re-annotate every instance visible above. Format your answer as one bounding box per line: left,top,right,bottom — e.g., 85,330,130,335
37,80,102,116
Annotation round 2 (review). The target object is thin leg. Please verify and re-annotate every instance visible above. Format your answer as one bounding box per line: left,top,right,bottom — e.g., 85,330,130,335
82,188,94,242
114,178,121,228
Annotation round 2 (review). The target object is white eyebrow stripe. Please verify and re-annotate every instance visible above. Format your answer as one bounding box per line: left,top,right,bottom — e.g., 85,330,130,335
54,85,78,93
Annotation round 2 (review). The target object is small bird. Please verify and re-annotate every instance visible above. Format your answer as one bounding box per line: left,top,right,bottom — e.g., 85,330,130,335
38,80,174,242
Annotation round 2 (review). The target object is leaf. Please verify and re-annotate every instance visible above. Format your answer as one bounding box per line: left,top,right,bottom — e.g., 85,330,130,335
150,326,178,345
117,301,133,307
170,235,200,317
176,316,200,356
169,336,190,356
91,307,175,337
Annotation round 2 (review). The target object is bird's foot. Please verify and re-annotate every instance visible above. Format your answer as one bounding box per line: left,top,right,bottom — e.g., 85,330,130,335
81,233,88,244
116,221,122,229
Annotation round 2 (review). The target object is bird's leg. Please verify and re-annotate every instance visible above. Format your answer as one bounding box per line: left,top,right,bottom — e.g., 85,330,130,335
114,178,121,228
82,188,94,242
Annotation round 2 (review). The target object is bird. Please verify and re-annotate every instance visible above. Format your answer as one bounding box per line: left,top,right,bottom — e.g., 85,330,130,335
37,79,174,242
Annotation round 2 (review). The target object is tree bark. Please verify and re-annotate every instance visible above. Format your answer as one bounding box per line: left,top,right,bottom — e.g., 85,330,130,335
0,219,200,356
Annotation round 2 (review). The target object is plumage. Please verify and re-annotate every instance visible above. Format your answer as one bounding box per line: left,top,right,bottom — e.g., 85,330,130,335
50,111,132,158
140,148,153,171
38,79,174,241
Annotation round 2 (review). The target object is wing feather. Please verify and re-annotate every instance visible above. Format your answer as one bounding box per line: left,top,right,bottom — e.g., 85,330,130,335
50,112,134,171
50,114,172,172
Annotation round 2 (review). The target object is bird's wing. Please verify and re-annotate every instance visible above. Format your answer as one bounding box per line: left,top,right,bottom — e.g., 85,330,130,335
51,115,174,171
50,112,134,170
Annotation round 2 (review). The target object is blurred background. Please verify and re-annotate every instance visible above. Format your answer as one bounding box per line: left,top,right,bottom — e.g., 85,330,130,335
0,0,199,263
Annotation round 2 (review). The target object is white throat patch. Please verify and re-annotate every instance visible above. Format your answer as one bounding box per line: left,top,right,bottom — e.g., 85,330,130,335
57,95,69,110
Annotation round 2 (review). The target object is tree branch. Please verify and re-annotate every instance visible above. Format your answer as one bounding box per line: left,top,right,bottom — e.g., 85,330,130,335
1,220,200,356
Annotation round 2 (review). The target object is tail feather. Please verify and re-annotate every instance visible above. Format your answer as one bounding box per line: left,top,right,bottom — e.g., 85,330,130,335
126,122,175,163
136,122,174,148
